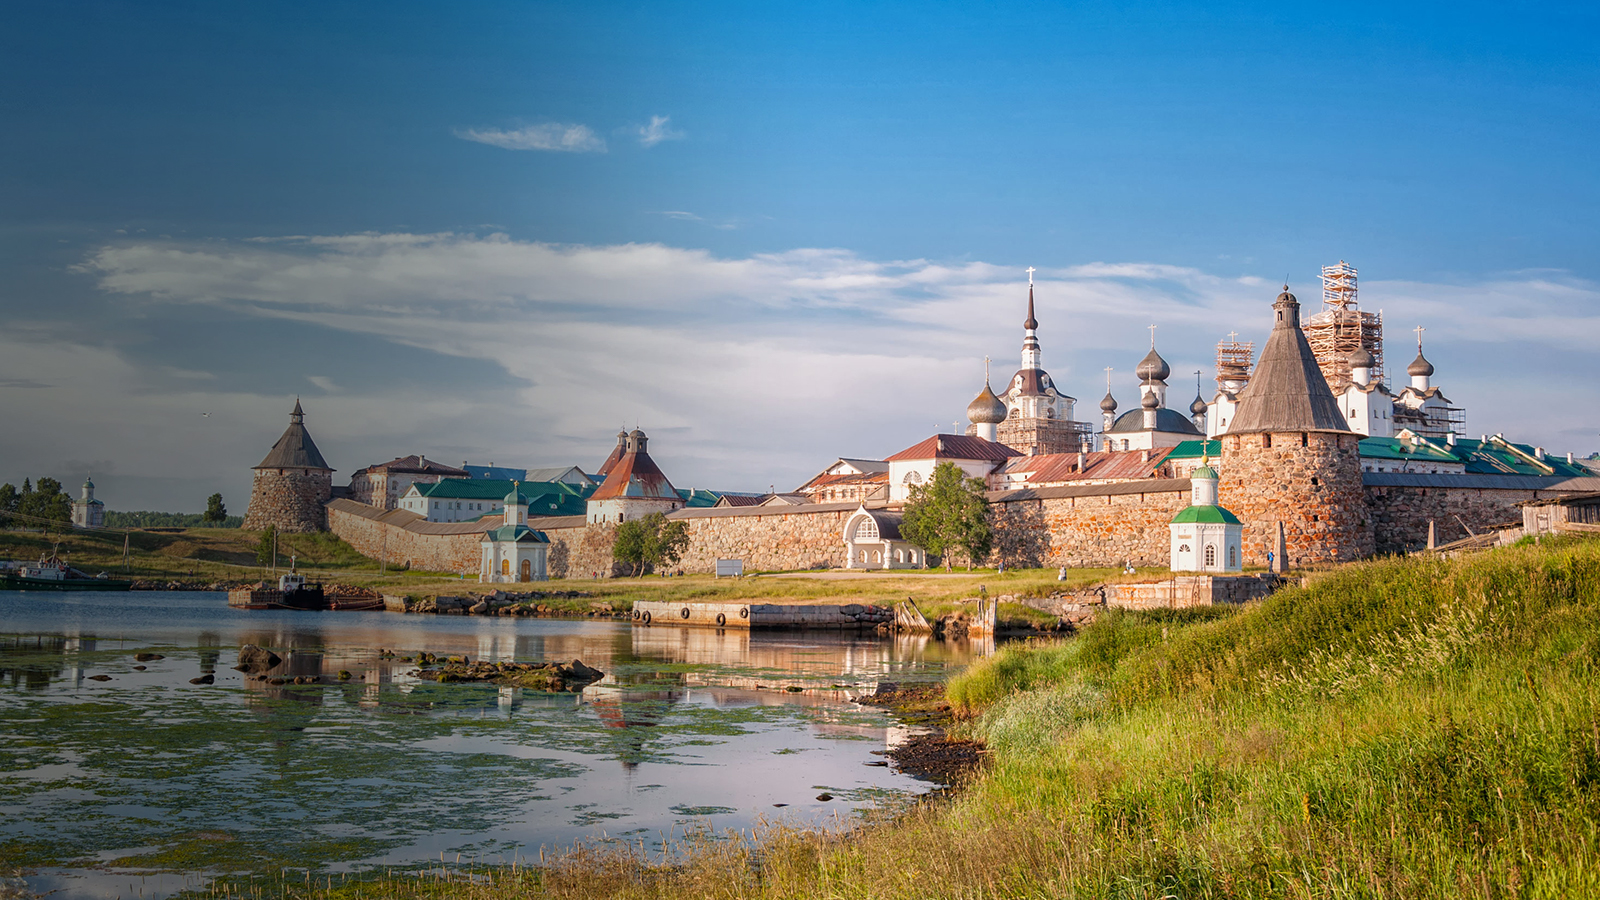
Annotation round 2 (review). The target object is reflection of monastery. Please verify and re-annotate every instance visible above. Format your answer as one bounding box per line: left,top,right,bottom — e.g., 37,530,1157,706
244,262,1600,575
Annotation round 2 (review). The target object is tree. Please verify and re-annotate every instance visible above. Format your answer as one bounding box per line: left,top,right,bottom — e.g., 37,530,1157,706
0,483,17,528
16,477,71,532
612,512,692,576
900,462,993,571
256,525,278,568
203,493,227,525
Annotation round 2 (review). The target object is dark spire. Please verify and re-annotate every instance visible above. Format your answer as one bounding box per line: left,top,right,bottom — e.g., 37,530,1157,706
291,397,304,424
1023,285,1038,330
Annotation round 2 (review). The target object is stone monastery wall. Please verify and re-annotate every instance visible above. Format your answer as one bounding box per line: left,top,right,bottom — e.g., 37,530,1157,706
1361,475,1600,555
326,499,484,574
990,481,1191,568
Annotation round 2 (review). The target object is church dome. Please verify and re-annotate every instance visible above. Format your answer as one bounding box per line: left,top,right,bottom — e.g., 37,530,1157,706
504,489,528,506
966,382,1007,425
1141,390,1160,410
1348,347,1376,369
1135,347,1170,382
1100,391,1118,413
1407,351,1434,377
1190,393,1208,416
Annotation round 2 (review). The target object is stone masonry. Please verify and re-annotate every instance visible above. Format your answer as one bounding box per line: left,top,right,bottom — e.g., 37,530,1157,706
244,469,332,533
990,482,1191,568
1219,431,1373,567
1364,484,1534,554
326,499,483,573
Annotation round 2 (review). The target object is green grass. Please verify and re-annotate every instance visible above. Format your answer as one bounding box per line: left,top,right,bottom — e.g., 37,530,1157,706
183,533,1600,898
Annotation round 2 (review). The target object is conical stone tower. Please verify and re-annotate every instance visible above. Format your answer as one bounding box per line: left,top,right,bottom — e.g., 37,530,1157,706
1218,289,1373,567
243,400,335,533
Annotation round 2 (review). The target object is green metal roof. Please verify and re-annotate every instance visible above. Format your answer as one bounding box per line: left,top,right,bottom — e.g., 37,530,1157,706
1448,438,1590,477
1170,505,1242,525
1191,465,1218,480
1358,436,1460,463
1165,439,1221,460
482,524,548,543
414,478,593,515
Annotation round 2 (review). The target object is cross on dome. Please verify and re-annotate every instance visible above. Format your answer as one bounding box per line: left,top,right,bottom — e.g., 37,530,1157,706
1413,324,1426,349
1148,324,1157,347
1025,266,1035,285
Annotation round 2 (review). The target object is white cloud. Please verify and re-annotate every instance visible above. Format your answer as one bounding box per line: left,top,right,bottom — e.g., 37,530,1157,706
455,123,607,153
655,210,703,222
636,115,685,147
25,233,1599,508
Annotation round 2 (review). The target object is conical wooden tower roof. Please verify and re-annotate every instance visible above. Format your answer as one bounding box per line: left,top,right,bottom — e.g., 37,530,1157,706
254,399,333,470
1225,289,1350,435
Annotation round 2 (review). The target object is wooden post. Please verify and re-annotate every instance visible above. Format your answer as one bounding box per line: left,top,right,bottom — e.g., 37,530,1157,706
1427,520,1436,550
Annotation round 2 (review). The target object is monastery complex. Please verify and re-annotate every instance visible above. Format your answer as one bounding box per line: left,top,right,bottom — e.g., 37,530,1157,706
242,263,1600,580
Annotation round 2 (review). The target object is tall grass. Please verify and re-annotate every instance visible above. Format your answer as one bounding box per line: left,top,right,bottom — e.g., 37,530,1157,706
184,535,1600,899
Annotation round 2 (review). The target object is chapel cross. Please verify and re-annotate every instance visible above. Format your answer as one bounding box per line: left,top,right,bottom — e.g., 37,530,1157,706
1413,325,1426,349
1226,330,1238,343
1025,266,1036,285
984,355,991,382
1148,324,1157,348
1104,366,1113,391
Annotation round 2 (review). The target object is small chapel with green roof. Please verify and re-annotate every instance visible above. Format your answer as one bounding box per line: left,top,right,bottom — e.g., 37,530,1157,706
1169,457,1243,573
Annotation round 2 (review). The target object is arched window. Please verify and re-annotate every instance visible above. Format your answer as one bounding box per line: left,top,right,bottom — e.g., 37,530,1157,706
903,470,923,485
1228,546,1237,567
1204,545,1216,566
853,517,879,541
500,559,510,576
894,549,903,563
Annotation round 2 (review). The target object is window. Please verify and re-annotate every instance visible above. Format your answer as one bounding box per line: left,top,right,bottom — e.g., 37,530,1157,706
903,470,923,484
1204,545,1216,566
1228,546,1237,567
500,559,510,576
1263,434,1272,448
853,517,879,541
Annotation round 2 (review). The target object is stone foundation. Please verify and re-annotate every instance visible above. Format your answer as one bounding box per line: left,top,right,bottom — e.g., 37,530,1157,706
1110,574,1283,610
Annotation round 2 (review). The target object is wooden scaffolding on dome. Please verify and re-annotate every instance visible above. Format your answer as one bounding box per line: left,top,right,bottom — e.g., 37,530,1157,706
1215,334,1254,392
1304,261,1384,393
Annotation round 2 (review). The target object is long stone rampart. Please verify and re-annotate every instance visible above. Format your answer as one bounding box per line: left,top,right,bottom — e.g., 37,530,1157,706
326,499,486,574
1362,474,1600,555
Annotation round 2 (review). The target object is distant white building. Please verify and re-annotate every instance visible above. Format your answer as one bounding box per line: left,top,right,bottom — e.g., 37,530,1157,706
71,477,104,529
884,434,1019,504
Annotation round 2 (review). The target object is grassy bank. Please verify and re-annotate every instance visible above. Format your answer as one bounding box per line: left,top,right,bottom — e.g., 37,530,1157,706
185,533,1600,899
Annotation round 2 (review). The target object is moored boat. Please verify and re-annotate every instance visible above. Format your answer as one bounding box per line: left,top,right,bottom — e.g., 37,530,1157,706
227,566,327,610
0,555,133,592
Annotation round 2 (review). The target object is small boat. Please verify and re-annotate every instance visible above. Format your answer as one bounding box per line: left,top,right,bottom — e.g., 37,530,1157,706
0,555,133,592
227,565,327,610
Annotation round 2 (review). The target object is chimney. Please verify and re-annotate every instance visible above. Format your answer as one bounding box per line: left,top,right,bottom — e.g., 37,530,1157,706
1568,452,1575,464
1141,449,1150,463
1077,451,1086,472
1536,447,1546,461
1445,433,1455,446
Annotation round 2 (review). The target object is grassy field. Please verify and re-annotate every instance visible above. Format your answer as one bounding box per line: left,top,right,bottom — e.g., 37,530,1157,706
0,525,1151,625
169,532,1600,899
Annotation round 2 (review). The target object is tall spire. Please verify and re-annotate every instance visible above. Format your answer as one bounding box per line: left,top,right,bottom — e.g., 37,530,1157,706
1023,284,1038,330
291,397,304,424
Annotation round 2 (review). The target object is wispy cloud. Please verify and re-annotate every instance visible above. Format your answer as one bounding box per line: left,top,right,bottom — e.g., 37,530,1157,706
655,211,703,222
455,124,607,153
636,115,685,148
307,375,338,393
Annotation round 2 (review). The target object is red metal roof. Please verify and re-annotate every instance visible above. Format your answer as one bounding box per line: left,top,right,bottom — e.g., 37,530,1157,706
350,455,466,478
591,444,679,501
996,447,1173,485
885,433,1023,463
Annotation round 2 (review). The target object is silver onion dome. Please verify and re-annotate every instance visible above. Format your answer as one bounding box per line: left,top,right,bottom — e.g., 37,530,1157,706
967,382,1007,425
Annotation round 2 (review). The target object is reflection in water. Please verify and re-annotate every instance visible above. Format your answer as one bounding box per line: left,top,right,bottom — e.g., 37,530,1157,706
0,591,991,900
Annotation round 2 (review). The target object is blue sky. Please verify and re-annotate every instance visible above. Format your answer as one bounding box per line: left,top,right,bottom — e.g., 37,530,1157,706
3,1,1598,511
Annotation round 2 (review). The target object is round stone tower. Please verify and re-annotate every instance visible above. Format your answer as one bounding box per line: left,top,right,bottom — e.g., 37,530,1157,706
1218,288,1373,567
243,399,335,533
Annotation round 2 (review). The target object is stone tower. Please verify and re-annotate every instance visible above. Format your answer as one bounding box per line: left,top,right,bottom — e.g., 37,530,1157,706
243,399,335,533
1218,288,1373,567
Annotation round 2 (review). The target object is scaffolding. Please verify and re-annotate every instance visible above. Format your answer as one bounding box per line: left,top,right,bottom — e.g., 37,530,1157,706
1305,261,1384,393
1215,335,1254,392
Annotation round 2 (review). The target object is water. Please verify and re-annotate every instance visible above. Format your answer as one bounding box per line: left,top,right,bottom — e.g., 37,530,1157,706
0,591,988,898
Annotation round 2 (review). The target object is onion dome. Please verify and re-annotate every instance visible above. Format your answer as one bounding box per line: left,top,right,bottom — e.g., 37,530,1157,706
503,489,528,506
1135,347,1170,383
1348,347,1375,369
1407,351,1434,377
1100,391,1118,413
966,381,1007,425
1141,389,1160,410
1190,393,1208,416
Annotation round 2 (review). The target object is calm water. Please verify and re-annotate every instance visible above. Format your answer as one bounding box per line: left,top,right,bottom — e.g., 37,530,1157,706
0,592,988,898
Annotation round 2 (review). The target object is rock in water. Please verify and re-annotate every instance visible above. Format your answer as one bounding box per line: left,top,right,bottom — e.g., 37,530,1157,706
557,659,605,687
190,674,215,685
134,652,164,661
88,674,112,681
234,645,282,674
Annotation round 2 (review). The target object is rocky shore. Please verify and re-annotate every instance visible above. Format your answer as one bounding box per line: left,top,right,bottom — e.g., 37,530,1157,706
406,654,606,691
391,590,625,618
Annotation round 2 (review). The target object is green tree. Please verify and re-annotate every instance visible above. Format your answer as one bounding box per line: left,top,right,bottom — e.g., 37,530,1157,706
0,483,17,528
256,524,278,568
16,477,71,531
900,462,993,571
203,493,227,525
612,512,691,576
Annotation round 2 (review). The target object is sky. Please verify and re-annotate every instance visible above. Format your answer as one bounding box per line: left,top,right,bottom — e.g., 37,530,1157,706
3,0,1599,512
